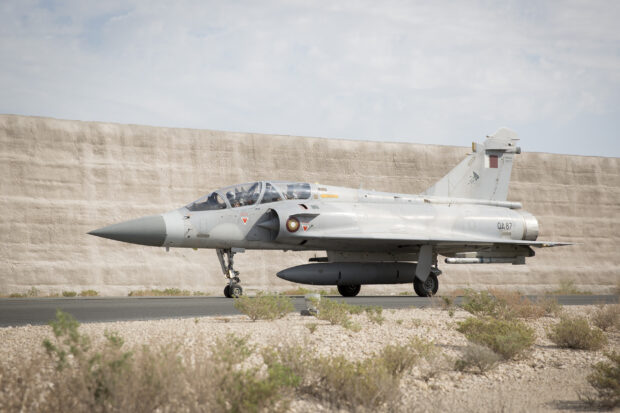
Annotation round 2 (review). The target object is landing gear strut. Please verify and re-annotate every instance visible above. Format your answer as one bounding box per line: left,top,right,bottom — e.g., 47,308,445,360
217,248,244,298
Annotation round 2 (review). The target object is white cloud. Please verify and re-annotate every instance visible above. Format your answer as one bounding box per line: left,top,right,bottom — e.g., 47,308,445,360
0,0,619,156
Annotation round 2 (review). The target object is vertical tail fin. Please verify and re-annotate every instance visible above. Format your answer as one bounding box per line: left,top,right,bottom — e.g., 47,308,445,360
423,128,521,201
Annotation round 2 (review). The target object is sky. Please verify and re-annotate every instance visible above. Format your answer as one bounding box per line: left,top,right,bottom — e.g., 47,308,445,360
1,0,619,157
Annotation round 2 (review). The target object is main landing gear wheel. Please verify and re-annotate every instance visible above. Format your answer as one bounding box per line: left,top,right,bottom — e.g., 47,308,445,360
337,285,361,297
229,284,243,298
413,273,439,297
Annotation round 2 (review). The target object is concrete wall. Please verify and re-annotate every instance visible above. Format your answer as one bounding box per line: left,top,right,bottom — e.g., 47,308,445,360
1,115,618,295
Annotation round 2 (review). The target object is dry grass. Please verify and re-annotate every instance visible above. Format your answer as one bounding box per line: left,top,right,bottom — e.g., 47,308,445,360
591,304,620,332
457,317,535,360
547,316,608,350
455,343,501,374
462,289,556,320
0,311,450,412
280,287,334,296
233,292,295,321
127,288,207,297
489,289,546,319
582,351,620,408
551,279,592,295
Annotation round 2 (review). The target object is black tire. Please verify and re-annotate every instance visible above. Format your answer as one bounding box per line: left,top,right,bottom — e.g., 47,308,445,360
224,285,231,298
413,281,422,296
337,285,361,297
413,274,439,297
230,284,243,298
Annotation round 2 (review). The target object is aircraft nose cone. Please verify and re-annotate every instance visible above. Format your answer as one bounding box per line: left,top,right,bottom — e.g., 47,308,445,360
88,215,167,247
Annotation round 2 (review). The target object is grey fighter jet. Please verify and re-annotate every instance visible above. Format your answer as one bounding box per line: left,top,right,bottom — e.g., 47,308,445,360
89,128,571,298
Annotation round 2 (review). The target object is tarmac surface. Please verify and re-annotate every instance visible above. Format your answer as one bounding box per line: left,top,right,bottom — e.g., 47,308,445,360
0,295,617,327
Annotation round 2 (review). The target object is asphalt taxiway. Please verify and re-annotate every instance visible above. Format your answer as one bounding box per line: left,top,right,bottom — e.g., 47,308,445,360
0,295,617,327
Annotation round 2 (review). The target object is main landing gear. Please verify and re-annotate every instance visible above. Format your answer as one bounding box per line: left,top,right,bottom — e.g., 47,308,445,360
217,248,244,298
413,273,439,297
337,285,361,297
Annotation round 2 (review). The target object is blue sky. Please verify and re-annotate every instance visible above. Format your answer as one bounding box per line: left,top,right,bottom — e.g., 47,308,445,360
1,0,619,156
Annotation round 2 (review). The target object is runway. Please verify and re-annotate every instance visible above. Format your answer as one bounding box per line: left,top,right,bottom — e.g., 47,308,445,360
0,294,617,327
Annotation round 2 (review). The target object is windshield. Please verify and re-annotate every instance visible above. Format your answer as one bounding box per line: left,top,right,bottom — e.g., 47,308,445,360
223,182,263,208
186,181,310,211
273,182,311,200
261,182,283,204
186,192,227,212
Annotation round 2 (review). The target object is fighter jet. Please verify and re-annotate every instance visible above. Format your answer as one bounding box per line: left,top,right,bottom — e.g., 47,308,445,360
89,128,570,298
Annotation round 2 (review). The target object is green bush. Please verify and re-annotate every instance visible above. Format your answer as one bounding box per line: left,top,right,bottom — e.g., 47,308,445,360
462,289,547,320
462,290,503,318
128,288,191,297
547,316,607,350
584,351,620,408
312,355,396,409
38,314,296,413
233,292,294,321
378,337,435,377
79,289,99,297
455,343,501,374
211,336,298,412
537,296,563,317
62,291,77,297
316,299,352,326
457,317,535,359
591,304,620,332
552,279,591,295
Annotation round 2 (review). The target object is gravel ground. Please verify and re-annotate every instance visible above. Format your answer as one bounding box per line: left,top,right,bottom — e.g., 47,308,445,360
1,305,618,412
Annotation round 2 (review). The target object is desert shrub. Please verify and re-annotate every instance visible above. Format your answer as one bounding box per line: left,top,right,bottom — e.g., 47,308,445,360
536,296,563,317
281,287,313,295
192,291,209,296
162,288,190,296
365,306,385,325
583,351,620,408
316,299,352,326
490,289,545,319
37,313,296,413
457,317,535,359
306,322,318,333
591,304,620,332
211,336,298,413
9,293,25,298
128,288,191,297
463,289,548,320
378,337,435,377
547,316,607,350
440,295,457,317
62,291,77,297
79,289,99,297
27,287,40,297
306,355,397,409
233,292,294,321
462,289,503,318
552,279,591,295
455,343,501,374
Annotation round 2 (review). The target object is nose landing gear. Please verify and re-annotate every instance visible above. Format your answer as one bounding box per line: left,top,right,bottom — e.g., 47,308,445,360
217,248,244,298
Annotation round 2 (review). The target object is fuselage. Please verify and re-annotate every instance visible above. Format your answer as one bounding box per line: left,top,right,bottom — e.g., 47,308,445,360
157,181,539,255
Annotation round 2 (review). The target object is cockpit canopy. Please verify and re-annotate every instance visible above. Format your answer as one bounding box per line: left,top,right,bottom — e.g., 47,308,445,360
186,181,311,212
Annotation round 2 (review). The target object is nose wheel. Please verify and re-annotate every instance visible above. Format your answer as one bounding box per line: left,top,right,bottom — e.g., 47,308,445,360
217,248,244,298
